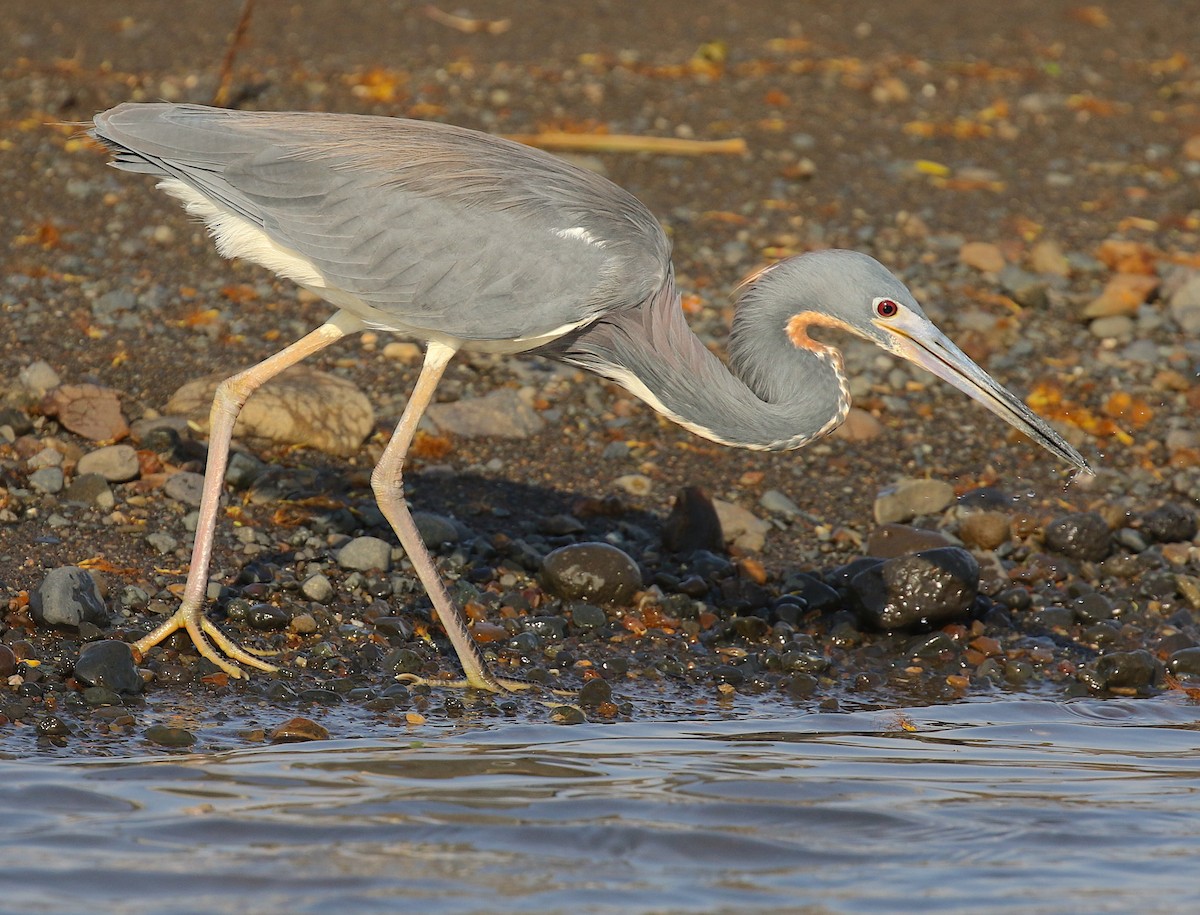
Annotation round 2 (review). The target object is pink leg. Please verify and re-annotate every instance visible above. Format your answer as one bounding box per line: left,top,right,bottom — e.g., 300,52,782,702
372,341,531,692
134,311,361,677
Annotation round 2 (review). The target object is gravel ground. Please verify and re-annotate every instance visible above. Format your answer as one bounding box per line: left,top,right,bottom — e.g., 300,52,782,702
2,1,1200,754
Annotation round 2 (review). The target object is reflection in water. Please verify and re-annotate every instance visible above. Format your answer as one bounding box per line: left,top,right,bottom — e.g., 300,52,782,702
0,698,1198,914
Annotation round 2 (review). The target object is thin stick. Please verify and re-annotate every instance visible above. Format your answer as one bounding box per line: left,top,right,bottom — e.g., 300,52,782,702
504,131,748,157
212,0,257,108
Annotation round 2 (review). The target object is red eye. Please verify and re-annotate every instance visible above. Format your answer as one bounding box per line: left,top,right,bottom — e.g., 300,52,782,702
875,298,899,318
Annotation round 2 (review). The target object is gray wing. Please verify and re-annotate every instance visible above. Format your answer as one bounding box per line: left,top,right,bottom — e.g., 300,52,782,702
91,103,672,342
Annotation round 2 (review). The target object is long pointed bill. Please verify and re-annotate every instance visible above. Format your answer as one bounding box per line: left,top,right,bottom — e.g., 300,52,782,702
882,317,1092,476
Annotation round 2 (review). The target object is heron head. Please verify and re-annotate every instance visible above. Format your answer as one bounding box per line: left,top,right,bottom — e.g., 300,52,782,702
736,249,1091,474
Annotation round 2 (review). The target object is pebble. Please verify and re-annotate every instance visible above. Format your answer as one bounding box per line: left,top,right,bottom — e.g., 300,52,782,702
18,360,61,396
1141,503,1197,544
167,367,375,457
1083,274,1159,318
577,677,613,708
64,473,115,508
426,388,544,438
301,572,335,603
850,547,980,630
1029,239,1070,276
1167,647,1200,678
874,478,955,524
865,524,954,558
760,489,803,518
28,467,64,494
833,407,884,442
412,511,460,547
163,471,206,507
662,486,724,554
959,241,1005,273
613,474,653,496
1089,315,1134,340
712,498,772,552
1086,649,1160,691
0,645,15,677
958,511,1012,550
1043,512,1110,561
337,536,393,572
569,602,609,629
30,566,110,629
144,725,196,748
541,542,642,603
43,384,130,442
997,265,1050,308
270,716,330,742
76,444,140,482
73,640,143,694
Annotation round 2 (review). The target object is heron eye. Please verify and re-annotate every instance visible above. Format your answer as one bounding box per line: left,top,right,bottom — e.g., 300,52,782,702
875,298,900,318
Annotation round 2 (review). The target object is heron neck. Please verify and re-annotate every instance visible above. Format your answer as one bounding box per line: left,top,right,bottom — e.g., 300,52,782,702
543,277,849,452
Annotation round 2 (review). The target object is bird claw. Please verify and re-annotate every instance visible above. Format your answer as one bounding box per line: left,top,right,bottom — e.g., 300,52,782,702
133,607,279,679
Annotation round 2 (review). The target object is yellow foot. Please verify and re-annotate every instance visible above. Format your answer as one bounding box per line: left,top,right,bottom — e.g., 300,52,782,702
395,671,575,697
132,606,279,679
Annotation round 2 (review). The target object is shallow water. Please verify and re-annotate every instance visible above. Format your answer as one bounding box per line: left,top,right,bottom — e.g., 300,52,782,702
2,697,1198,914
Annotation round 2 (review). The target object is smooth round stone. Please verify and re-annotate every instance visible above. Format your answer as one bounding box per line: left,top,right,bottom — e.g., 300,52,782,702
1043,512,1110,562
851,547,980,630
337,536,393,572
145,725,196,748
1092,649,1160,690
541,542,642,604
163,471,206,507
662,486,724,554
412,511,460,547
865,523,954,559
873,478,955,524
577,677,613,708
569,602,608,629
0,645,15,677
64,473,115,507
1167,647,1200,677
76,443,139,482
28,467,64,494
247,603,290,631
959,511,1012,550
1141,503,1198,544
31,567,110,629
269,716,329,743
74,640,143,694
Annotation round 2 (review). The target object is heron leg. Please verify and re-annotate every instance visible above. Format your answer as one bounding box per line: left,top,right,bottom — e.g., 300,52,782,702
371,341,533,693
133,312,361,677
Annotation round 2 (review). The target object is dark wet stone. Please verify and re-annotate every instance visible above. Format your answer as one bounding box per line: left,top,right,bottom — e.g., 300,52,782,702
145,725,196,747
681,550,734,580
31,567,110,629
1141,503,1198,544
541,542,642,604
676,574,709,597
1167,647,1200,677
569,602,608,629
81,686,123,707
383,648,424,675
995,587,1032,610
787,673,819,698
782,572,841,613
733,616,771,640
269,716,329,742
74,640,143,694
0,406,33,436
539,514,586,536
781,650,828,673
1071,593,1118,623
958,511,1012,551
247,603,290,631
957,487,1013,509
662,486,724,554
525,616,567,641
0,645,15,678
1031,606,1075,630
865,524,954,559
298,688,342,705
850,547,980,630
551,705,586,724
413,511,461,547
1089,649,1160,690
711,665,745,686
828,558,884,590
266,681,299,702
1043,512,1110,562
577,677,613,708
36,716,71,738
373,616,413,641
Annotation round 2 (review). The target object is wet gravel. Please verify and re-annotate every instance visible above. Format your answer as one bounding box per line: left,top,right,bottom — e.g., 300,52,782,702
2,1,1200,754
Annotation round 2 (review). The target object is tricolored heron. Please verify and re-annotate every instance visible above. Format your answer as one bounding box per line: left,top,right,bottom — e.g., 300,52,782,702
90,103,1090,692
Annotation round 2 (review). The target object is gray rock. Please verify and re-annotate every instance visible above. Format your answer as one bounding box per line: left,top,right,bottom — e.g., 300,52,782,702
851,547,980,630
998,265,1050,308
145,532,178,554
74,640,143,694
874,478,955,524
337,536,393,572
542,542,642,604
958,511,1012,550
92,289,136,317
301,572,335,603
1089,649,1161,691
18,360,61,396
412,511,460,547
225,451,267,490
77,444,140,482
1141,503,1197,544
426,388,544,438
28,467,64,494
163,471,206,507
760,489,803,518
30,566,110,629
